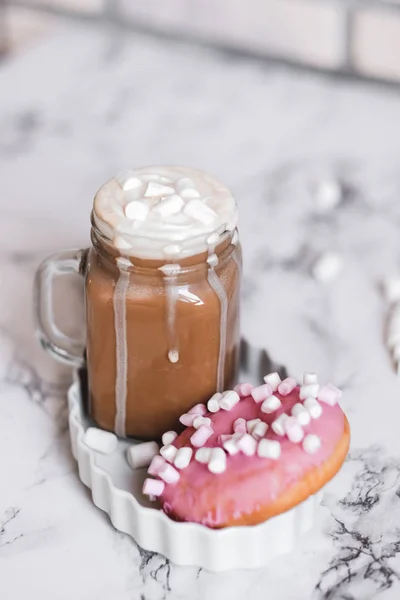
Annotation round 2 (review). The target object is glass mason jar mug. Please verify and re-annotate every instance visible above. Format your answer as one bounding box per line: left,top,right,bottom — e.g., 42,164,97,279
34,166,242,440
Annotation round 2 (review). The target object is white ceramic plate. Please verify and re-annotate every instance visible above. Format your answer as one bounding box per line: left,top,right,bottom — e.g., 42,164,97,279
68,343,322,572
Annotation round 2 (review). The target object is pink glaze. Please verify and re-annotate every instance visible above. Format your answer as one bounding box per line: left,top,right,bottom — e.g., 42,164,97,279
160,386,348,527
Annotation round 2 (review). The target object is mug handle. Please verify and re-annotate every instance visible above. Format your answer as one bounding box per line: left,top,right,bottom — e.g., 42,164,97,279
34,249,87,367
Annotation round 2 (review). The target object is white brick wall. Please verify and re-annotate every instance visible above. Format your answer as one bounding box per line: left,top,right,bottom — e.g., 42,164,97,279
120,0,345,69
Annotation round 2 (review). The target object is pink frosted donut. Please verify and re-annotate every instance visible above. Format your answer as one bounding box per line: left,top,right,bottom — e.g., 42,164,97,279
143,374,350,528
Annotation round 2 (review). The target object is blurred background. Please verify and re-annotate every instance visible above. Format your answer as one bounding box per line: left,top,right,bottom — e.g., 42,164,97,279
2,0,400,82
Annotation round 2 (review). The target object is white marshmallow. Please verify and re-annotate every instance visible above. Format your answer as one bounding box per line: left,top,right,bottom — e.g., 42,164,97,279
160,444,178,463
314,179,342,212
153,194,184,217
207,392,222,413
261,395,282,414
252,421,268,440
176,177,196,192
208,448,227,474
291,403,311,426
174,447,193,469
125,200,149,221
299,384,320,399
303,397,323,419
246,418,262,434
158,463,180,484
257,439,281,460
237,433,257,456
303,372,318,385
127,441,159,469
383,277,400,304
223,438,240,456
195,447,212,464
271,414,289,436
162,431,178,446
302,434,321,454
117,172,143,191
84,428,118,454
144,181,175,197
219,390,240,411
183,199,217,225
193,416,212,429
180,188,201,199
263,372,281,391
312,252,343,284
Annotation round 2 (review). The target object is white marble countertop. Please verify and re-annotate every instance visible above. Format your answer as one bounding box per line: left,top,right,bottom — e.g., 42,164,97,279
2,21,400,599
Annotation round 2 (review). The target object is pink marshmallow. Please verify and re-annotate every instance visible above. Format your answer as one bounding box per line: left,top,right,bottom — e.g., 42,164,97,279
278,377,297,396
233,418,247,434
219,434,232,444
147,455,166,476
284,416,304,443
237,433,257,456
142,478,165,497
179,413,196,427
190,424,213,448
234,382,254,397
318,385,340,406
188,403,207,416
158,463,180,484
251,383,273,403
327,382,342,398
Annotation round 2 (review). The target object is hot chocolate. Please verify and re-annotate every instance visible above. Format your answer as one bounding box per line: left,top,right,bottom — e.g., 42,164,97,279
86,166,241,440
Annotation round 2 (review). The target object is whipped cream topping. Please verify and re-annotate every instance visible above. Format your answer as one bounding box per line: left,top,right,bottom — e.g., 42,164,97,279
93,166,238,260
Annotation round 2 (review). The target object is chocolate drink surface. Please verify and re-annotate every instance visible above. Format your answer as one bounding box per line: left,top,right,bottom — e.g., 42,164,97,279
86,166,241,440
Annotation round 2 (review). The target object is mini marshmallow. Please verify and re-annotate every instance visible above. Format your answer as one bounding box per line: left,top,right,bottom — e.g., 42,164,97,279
195,447,212,464
142,478,165,497
180,188,201,199
158,463,180,484
251,383,273,403
383,277,400,304
153,194,184,217
291,403,311,426
188,403,207,416
179,413,196,427
237,433,257,456
299,384,320,399
190,424,213,448
234,382,254,397
246,418,262,434
303,372,318,385
207,392,222,413
144,181,175,197
193,416,212,429
127,441,159,469
304,397,323,419
118,173,142,191
271,414,289,436
174,447,193,469
208,448,227,474
312,252,343,284
326,382,343,398
219,390,240,411
160,444,178,463
261,395,282,414
148,455,166,476
263,372,282,391
176,177,196,192
252,421,268,440
278,377,297,396
84,428,118,455
257,439,281,460
223,438,240,456
162,431,178,446
284,417,304,443
233,418,247,434
302,434,321,454
318,385,340,406
183,199,217,225
125,200,150,221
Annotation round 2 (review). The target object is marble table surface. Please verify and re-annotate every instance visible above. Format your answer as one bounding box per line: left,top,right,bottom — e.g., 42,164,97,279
2,21,400,600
